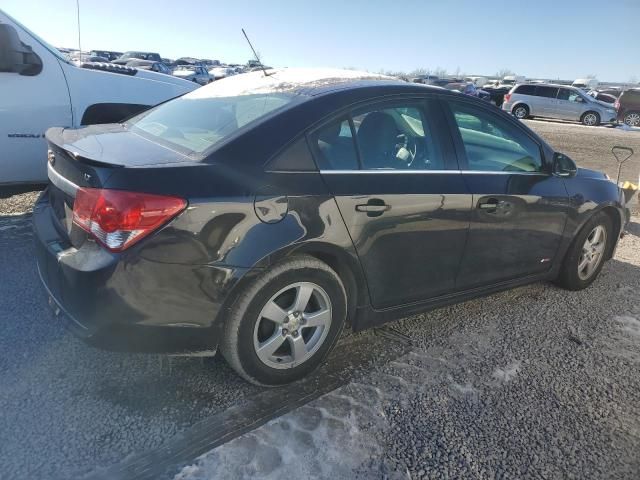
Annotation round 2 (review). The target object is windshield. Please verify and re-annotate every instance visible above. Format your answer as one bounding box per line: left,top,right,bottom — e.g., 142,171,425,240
128,90,299,156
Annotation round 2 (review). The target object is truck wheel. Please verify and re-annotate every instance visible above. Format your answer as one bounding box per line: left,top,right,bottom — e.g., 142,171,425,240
512,104,529,119
221,255,347,386
581,111,600,126
555,212,612,291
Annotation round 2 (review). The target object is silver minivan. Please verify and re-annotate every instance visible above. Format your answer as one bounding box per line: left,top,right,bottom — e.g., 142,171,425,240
502,83,618,126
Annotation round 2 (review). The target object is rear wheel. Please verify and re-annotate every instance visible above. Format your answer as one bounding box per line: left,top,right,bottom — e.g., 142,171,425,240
221,256,347,386
581,111,600,126
555,212,612,290
512,104,529,119
623,111,640,127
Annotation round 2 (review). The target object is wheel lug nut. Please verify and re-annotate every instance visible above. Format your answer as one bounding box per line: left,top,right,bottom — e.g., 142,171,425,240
282,329,288,335
293,330,298,336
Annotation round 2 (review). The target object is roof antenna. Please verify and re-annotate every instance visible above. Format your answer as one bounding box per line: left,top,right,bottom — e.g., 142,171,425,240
75,0,83,62
241,28,271,77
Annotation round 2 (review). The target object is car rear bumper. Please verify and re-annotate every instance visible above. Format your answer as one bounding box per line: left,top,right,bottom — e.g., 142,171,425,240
33,189,249,355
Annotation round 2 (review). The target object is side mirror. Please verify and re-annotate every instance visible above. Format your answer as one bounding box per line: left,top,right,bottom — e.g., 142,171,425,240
553,152,577,178
0,23,43,76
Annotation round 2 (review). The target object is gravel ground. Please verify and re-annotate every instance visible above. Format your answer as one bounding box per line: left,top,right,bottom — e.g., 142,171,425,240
523,120,640,184
175,220,640,479
1,119,639,479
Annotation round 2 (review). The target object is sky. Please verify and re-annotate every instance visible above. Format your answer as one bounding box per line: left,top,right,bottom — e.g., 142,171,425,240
2,0,638,82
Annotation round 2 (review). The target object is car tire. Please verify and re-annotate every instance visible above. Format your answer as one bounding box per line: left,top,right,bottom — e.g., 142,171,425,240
512,104,529,119
221,255,347,386
581,111,600,126
623,111,640,127
555,212,612,291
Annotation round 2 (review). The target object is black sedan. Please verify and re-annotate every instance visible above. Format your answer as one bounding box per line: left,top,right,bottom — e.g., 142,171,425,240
35,69,629,385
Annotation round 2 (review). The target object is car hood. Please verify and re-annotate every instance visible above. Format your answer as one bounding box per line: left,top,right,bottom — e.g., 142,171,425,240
46,124,195,167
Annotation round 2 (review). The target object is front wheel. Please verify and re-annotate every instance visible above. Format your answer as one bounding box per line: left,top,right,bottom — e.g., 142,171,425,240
555,212,612,290
221,256,347,386
581,111,600,126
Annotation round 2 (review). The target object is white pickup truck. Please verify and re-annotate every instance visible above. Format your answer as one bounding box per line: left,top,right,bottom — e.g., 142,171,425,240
0,9,197,191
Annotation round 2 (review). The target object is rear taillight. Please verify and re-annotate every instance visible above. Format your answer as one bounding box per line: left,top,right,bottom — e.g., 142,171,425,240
504,93,511,103
73,188,187,252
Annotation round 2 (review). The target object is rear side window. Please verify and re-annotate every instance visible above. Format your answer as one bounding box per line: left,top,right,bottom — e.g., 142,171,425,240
448,101,543,173
536,86,559,98
514,85,536,95
351,104,443,170
309,118,359,170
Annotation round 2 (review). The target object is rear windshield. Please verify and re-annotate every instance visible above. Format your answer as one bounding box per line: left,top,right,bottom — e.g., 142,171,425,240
127,89,299,157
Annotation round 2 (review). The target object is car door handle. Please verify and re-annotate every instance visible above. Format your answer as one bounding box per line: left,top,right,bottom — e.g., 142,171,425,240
478,198,503,211
355,200,390,217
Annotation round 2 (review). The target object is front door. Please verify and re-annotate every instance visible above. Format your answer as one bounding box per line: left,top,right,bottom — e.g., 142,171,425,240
443,99,570,290
310,98,471,309
555,88,585,121
0,15,72,185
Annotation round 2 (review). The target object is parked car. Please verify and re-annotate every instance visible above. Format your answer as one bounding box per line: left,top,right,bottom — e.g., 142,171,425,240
411,74,440,85
464,76,488,87
112,51,162,65
614,89,640,127
173,65,212,85
501,75,525,87
572,78,598,90
482,84,511,107
0,9,197,189
587,90,617,104
208,66,236,80
34,68,628,385
76,55,109,64
90,50,122,61
502,83,618,126
126,59,172,75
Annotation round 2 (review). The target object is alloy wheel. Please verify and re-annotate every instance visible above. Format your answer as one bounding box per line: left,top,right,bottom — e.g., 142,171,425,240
577,225,607,280
583,113,597,126
514,107,527,119
624,113,640,127
253,282,332,369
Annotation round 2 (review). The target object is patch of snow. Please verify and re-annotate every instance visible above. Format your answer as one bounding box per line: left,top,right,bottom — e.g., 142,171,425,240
615,316,640,336
185,67,394,99
492,361,521,382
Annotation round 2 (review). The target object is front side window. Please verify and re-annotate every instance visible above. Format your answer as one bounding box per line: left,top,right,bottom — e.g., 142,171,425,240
352,104,443,170
449,101,543,173
557,89,582,102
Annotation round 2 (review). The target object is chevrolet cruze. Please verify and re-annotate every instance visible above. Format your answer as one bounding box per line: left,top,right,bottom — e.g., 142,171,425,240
34,68,629,385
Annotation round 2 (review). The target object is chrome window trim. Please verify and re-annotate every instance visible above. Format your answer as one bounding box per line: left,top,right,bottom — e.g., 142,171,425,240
319,169,548,176
47,162,79,196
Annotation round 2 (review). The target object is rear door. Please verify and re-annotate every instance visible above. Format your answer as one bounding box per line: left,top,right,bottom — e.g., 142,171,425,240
443,99,570,290
534,85,559,117
555,88,584,121
311,97,471,309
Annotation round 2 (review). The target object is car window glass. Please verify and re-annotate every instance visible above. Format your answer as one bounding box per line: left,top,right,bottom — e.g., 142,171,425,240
568,91,582,102
536,86,559,98
450,102,543,173
352,104,443,170
310,118,359,170
557,89,571,101
515,85,536,95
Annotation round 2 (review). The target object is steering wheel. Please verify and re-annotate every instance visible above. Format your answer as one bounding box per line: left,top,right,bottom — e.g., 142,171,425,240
395,134,418,167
